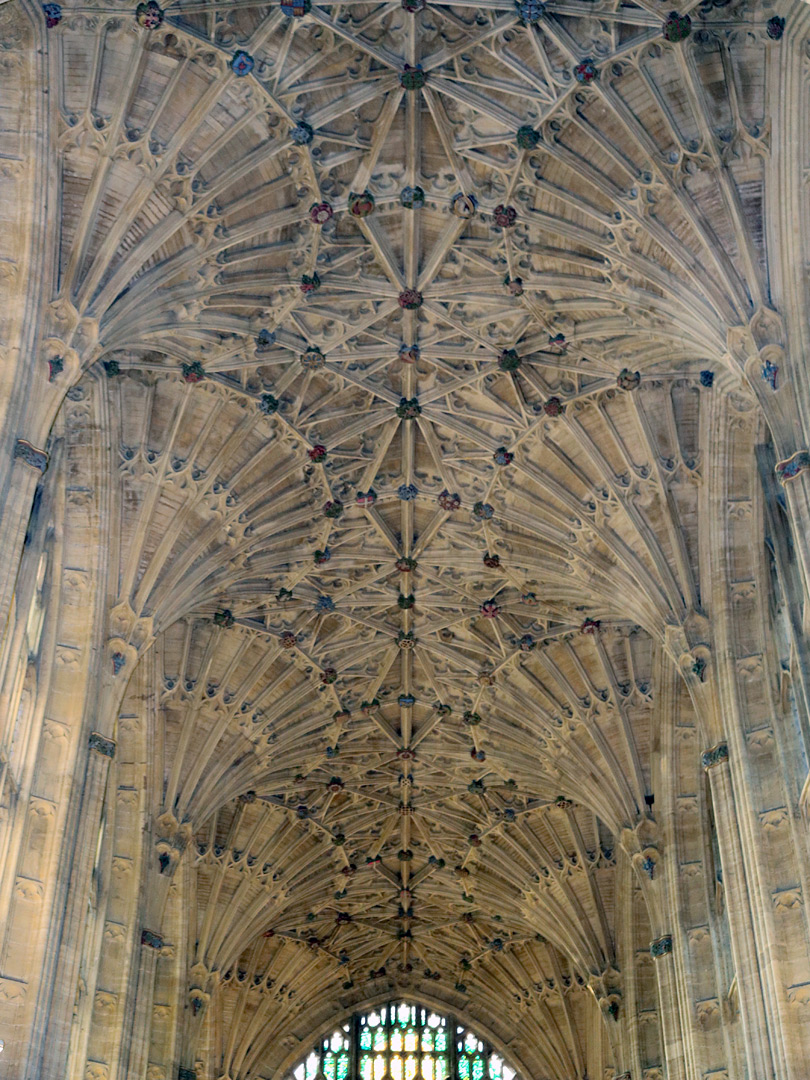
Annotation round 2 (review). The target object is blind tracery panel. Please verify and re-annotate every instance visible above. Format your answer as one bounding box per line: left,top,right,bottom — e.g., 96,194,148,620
291,1003,517,1080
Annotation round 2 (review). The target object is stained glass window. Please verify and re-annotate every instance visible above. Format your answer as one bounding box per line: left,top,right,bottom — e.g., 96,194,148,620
289,1004,517,1080
293,1023,351,1080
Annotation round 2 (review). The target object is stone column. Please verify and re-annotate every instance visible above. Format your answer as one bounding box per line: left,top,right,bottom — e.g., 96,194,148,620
120,928,166,1080
25,730,116,1080
0,442,49,634
701,742,777,1080
649,933,687,1080
766,4,810,626
773,458,810,633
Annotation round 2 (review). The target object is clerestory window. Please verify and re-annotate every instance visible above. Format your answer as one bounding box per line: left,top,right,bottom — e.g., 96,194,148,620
290,1003,517,1080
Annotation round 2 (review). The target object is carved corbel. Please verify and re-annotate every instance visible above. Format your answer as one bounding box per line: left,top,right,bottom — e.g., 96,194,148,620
600,992,622,1021
748,307,785,351
589,966,623,1022
620,817,659,858
743,346,785,394
682,643,711,684
186,962,219,1021
41,338,81,385
619,820,664,891
155,811,192,875
108,600,155,650
633,846,660,882
189,961,219,992
695,997,721,1030
729,311,806,439
156,810,180,837
663,614,706,665
664,612,713,684
683,608,711,645
188,987,209,1018
155,839,181,875
726,309,784,370
107,638,138,678
47,297,82,337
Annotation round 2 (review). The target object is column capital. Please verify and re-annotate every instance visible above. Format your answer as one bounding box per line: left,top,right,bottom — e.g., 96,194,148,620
776,450,810,484
141,928,164,950
701,742,729,769
88,731,116,758
650,935,673,958
14,438,49,474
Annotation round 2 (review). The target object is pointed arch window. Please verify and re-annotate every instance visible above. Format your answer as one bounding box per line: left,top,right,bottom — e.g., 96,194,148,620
291,1004,517,1080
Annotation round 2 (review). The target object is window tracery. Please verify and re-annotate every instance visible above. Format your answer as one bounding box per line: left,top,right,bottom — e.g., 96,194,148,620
291,1004,516,1080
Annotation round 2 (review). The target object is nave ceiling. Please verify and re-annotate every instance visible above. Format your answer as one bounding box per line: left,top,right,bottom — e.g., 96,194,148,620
22,0,792,1072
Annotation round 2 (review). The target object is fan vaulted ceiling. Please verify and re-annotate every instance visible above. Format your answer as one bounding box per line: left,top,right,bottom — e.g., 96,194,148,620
48,0,778,1072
